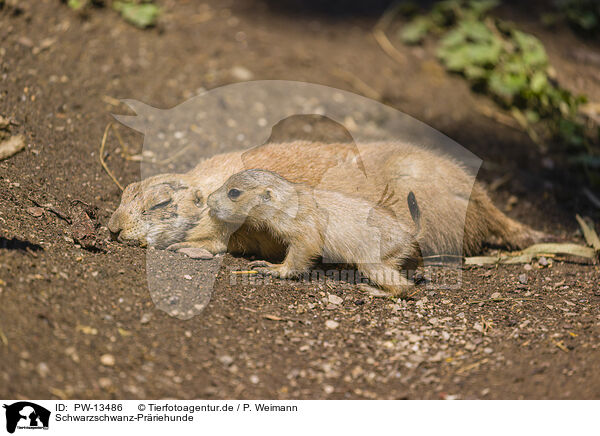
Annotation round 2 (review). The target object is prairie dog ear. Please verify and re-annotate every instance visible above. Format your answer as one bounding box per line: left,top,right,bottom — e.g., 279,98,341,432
261,188,273,202
193,189,204,206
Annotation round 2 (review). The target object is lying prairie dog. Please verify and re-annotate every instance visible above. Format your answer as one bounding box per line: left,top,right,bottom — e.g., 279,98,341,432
108,141,548,259
207,169,423,296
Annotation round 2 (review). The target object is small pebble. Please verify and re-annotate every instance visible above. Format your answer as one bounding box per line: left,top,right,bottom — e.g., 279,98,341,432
518,274,528,285
218,355,234,366
98,377,113,388
325,320,339,329
100,354,115,366
230,66,254,81
327,294,343,305
26,206,44,217
178,247,214,259
37,362,49,378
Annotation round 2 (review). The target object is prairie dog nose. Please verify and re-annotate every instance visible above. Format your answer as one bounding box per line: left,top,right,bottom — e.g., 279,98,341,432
107,211,122,235
206,193,217,210
109,229,121,241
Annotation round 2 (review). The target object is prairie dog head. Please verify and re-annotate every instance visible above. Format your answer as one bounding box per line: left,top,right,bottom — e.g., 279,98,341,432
108,174,206,248
207,169,299,227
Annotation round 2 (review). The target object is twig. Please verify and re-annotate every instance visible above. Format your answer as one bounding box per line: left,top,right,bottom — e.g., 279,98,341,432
583,187,600,209
153,144,194,166
406,288,422,299
489,173,512,192
468,297,536,304
101,95,122,107
575,214,600,252
465,242,597,265
99,123,124,191
456,358,489,375
28,195,72,224
475,102,521,130
0,327,7,346
25,247,38,258
262,313,304,323
113,123,133,158
49,387,69,400
551,339,569,353
510,108,545,150
242,307,303,323
373,2,405,64
331,68,382,101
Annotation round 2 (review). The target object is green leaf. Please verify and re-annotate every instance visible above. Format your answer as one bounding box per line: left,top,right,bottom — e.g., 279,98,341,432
68,0,87,10
525,109,540,123
530,71,548,93
438,46,470,71
439,28,467,49
522,47,548,68
488,70,528,101
113,2,159,28
399,16,432,44
439,40,501,71
468,0,499,17
457,19,494,42
512,30,548,67
464,64,488,80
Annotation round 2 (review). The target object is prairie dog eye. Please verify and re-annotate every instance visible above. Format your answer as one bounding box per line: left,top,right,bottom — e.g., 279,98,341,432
149,198,172,210
193,189,204,207
227,188,241,200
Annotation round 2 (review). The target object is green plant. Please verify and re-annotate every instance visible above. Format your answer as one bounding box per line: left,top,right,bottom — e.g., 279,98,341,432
112,1,159,28
66,0,104,10
554,0,600,34
65,0,159,29
398,0,597,163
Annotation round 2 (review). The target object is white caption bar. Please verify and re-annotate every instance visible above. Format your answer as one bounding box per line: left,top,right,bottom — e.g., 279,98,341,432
0,400,596,436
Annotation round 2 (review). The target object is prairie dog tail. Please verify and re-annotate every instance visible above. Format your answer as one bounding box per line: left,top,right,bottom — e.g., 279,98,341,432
467,184,552,253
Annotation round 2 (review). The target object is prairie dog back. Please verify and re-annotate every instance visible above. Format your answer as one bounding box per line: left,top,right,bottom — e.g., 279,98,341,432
207,169,421,295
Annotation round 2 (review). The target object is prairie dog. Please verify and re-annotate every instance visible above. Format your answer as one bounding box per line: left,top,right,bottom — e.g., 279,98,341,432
109,141,547,258
207,169,422,295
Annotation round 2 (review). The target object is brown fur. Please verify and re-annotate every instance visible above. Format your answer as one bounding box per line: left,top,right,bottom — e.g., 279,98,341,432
108,141,546,258
207,169,421,295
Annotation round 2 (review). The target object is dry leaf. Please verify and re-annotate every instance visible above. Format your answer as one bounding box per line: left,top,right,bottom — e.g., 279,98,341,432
575,214,600,252
0,134,25,160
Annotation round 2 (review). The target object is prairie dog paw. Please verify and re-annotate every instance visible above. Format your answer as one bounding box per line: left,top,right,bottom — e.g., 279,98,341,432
178,247,214,260
248,260,273,269
249,261,295,279
167,243,215,259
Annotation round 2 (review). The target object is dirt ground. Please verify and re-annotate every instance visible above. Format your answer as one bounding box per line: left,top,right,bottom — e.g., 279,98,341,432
1,0,599,399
